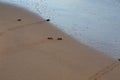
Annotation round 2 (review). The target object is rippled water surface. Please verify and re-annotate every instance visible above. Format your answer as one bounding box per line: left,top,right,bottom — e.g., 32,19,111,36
0,0,120,58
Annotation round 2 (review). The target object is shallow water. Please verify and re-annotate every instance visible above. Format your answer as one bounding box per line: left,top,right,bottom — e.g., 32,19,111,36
0,0,120,58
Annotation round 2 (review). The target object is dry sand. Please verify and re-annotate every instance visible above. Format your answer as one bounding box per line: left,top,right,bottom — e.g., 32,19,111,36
0,3,120,80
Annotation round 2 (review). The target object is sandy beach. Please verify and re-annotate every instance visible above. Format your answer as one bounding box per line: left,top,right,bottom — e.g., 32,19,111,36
0,3,120,80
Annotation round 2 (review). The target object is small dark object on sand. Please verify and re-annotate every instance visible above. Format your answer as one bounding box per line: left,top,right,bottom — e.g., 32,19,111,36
46,19,50,21
17,19,22,21
57,38,63,40
118,59,120,61
47,37,53,40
